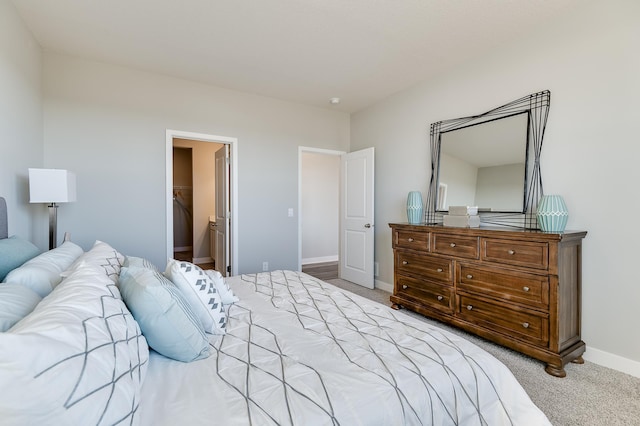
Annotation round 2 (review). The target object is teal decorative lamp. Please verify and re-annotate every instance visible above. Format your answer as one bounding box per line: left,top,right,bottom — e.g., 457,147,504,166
536,195,568,232
406,191,423,224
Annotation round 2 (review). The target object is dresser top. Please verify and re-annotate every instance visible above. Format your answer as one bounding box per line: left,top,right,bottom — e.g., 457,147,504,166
389,223,587,242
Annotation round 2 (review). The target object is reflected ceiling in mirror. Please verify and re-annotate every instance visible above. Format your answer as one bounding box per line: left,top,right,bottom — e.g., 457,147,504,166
437,112,528,213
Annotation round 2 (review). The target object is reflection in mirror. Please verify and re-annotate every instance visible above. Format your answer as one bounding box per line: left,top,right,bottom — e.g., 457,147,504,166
437,112,528,213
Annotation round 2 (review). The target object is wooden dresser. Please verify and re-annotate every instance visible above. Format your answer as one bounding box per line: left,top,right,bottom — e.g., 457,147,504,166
389,223,587,377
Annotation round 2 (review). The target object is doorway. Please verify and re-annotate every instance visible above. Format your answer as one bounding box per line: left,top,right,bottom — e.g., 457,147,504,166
166,130,239,276
299,149,342,279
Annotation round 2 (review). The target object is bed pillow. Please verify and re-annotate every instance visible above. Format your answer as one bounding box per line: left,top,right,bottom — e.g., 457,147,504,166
62,240,124,283
0,236,40,282
164,259,227,335
205,269,239,305
124,255,159,271
0,284,42,331
3,240,83,297
119,266,210,362
0,263,148,425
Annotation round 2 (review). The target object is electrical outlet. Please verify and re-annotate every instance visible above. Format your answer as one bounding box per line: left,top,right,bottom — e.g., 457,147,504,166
288,208,294,217
374,262,379,277
262,261,269,271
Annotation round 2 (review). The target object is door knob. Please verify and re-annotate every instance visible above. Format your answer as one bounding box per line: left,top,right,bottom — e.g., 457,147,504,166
364,223,372,228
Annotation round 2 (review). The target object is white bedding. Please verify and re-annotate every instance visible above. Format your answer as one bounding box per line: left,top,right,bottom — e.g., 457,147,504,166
139,271,550,425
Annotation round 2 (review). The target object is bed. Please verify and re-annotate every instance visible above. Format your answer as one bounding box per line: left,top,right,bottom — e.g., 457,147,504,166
0,197,550,425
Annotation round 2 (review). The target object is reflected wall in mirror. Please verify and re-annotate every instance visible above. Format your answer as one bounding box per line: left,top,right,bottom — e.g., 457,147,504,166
438,112,528,213
426,91,551,228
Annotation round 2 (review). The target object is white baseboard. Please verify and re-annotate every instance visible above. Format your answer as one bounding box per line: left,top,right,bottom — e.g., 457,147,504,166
375,279,393,293
302,255,339,265
193,256,213,264
584,346,640,378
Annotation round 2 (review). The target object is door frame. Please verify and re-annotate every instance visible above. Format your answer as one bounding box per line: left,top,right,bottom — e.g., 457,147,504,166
297,146,345,272
166,129,239,275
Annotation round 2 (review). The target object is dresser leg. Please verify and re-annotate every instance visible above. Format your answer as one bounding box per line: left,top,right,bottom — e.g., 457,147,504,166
544,364,567,378
571,356,585,364
391,303,402,310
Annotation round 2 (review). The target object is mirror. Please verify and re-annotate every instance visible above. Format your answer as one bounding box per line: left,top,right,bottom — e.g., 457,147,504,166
437,112,528,213
426,91,551,228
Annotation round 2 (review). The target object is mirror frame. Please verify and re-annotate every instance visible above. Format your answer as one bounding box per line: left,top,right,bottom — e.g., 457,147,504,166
426,90,551,228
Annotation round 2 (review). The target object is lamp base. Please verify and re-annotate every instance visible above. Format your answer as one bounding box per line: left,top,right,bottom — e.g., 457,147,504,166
48,203,58,250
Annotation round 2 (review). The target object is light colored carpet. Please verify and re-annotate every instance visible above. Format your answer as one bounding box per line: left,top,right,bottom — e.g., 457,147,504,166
325,278,640,426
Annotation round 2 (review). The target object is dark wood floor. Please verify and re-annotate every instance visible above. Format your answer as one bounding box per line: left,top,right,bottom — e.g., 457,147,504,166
302,261,338,280
174,250,214,270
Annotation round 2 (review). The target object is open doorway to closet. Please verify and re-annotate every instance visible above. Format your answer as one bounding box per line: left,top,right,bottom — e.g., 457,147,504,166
166,130,239,277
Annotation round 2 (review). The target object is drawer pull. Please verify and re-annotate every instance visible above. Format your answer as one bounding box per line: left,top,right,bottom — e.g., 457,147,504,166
467,305,473,310
436,268,443,272
523,286,530,292
466,274,473,279
508,249,516,255
450,243,456,248
402,285,408,290
437,295,443,301
402,260,408,265
522,322,530,329
407,238,414,242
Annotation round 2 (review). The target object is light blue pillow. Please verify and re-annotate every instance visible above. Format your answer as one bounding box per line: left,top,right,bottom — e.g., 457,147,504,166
118,266,210,362
124,255,159,271
0,284,42,331
0,236,40,282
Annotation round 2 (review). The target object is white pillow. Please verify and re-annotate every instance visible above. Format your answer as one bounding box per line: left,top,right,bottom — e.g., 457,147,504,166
0,263,149,425
164,259,226,335
124,255,159,271
0,284,42,331
62,240,124,283
205,269,239,305
3,240,83,297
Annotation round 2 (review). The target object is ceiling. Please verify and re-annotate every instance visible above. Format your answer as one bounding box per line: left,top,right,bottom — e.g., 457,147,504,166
12,0,582,113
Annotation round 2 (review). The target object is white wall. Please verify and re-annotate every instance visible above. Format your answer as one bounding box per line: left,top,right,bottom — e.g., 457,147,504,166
0,0,44,245
42,53,350,272
351,0,640,372
301,152,340,263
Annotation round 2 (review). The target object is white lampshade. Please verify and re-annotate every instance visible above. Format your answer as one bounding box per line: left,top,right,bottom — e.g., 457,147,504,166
29,168,77,203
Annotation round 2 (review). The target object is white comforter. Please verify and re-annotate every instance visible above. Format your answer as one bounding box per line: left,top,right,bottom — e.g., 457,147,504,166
139,271,549,425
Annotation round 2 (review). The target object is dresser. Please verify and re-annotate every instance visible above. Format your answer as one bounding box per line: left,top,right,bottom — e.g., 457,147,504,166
389,223,587,377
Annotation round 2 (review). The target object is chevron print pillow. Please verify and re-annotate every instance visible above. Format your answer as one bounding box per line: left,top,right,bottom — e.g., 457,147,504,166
164,259,226,335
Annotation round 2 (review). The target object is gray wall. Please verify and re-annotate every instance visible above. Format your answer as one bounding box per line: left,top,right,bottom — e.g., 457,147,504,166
0,0,44,246
42,53,350,272
351,0,640,371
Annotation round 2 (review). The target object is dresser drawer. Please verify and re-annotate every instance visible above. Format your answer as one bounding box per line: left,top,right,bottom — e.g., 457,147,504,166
432,234,479,259
396,275,453,314
458,264,549,310
482,238,548,270
458,295,549,346
394,230,430,251
396,251,453,284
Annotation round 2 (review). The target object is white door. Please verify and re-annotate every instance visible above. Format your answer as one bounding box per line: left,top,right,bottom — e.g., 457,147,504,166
340,148,375,288
215,145,230,276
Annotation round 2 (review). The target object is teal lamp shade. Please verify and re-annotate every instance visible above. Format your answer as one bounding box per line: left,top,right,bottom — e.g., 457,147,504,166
536,195,568,232
406,191,423,224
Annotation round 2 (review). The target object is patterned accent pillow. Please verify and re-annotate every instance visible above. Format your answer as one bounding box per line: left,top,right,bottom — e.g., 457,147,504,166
119,266,210,362
0,263,148,425
62,240,124,283
205,269,239,305
164,259,226,335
